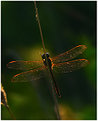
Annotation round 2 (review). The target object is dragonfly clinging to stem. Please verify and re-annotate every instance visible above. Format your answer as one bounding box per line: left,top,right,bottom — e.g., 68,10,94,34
7,45,88,98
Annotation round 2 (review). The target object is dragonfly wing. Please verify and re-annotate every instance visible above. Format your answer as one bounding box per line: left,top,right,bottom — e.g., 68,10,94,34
52,45,87,63
7,60,43,71
11,66,47,82
53,59,88,73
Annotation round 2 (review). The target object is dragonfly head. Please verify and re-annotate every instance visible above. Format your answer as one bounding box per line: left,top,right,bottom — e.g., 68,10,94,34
41,53,52,67
41,53,49,59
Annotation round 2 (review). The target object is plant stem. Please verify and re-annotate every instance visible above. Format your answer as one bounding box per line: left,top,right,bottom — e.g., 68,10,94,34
34,1,61,120
6,105,16,120
34,1,46,54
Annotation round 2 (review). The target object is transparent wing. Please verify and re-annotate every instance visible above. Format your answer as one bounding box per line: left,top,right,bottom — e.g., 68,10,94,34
7,60,43,71
53,59,88,73
52,45,87,64
11,66,47,82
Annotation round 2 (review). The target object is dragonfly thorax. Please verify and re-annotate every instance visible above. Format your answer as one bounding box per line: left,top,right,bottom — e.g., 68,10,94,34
41,53,52,68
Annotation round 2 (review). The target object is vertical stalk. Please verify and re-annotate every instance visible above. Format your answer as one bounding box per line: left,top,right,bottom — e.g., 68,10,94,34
34,1,46,54
34,1,61,120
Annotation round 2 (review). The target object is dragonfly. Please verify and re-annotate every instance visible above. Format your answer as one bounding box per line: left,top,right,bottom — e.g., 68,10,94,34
7,45,88,98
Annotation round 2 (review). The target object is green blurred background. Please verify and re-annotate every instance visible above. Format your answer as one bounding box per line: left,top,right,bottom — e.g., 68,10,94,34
1,1,96,120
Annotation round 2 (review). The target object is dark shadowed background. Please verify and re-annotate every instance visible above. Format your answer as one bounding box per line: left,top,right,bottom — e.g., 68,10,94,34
1,1,96,120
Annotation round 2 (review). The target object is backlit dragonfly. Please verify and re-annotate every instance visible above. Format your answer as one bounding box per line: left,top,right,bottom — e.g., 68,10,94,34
7,45,88,97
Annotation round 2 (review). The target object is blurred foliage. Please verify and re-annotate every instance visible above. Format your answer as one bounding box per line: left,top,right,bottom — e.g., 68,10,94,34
1,1,96,120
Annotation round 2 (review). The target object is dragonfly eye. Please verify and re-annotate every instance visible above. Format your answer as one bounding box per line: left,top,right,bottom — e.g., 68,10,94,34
41,53,49,59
